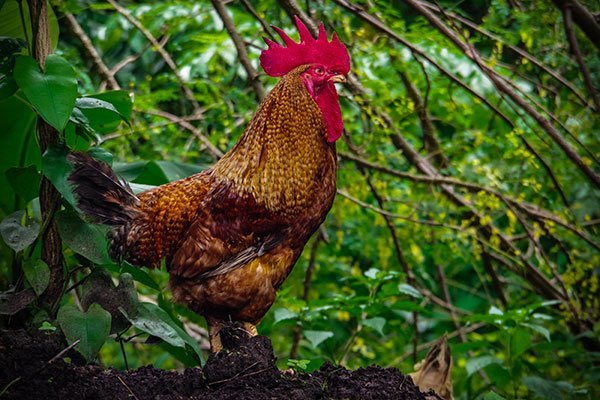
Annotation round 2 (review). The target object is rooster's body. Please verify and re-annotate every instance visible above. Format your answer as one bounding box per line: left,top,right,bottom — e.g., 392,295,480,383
69,18,350,351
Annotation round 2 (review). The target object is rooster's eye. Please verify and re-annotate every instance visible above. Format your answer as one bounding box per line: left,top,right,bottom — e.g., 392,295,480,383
314,68,324,75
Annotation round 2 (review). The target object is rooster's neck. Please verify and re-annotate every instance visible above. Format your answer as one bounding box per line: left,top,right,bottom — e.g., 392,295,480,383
212,71,336,214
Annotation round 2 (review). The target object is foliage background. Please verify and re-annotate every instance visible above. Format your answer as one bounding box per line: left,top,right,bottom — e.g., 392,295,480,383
1,0,599,398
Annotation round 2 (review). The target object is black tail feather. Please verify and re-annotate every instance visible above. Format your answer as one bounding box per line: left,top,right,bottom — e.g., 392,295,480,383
68,152,140,226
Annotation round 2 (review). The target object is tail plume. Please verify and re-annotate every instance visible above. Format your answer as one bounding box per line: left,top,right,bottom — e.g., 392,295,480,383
68,152,140,226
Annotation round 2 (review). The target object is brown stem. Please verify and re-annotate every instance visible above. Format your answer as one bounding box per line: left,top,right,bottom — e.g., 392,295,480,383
551,0,600,50
562,4,600,112
481,250,508,307
27,0,64,315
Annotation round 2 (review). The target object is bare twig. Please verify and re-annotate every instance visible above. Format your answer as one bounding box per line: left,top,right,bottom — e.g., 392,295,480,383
562,4,600,112
116,376,139,400
144,109,224,159
398,70,448,169
63,12,120,90
212,0,266,101
240,0,276,41
106,0,201,112
47,339,81,364
290,233,322,359
403,0,600,188
551,0,600,49
340,137,599,251
419,0,589,108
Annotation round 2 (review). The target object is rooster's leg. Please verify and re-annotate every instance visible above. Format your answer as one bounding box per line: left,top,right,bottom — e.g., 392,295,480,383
207,317,223,352
243,322,258,336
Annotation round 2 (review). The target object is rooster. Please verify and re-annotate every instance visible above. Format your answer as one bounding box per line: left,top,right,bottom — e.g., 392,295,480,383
68,17,350,352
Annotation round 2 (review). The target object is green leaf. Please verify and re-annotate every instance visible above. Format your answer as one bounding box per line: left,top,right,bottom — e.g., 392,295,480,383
22,259,49,295
510,327,532,357
121,302,186,348
139,302,204,364
273,308,297,324
0,95,37,214
87,147,113,165
14,54,77,131
55,209,110,264
304,330,334,348
57,303,111,362
522,376,577,400
483,391,507,400
363,317,386,336
465,355,501,376
398,283,422,299
522,323,551,342
41,144,76,206
119,262,160,291
0,75,17,99
0,210,38,252
77,91,132,133
0,37,26,74
5,165,40,204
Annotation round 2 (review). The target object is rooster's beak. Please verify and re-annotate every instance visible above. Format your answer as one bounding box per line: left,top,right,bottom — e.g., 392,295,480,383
329,74,346,83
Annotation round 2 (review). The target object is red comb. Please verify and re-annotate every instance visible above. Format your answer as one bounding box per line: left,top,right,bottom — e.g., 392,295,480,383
259,16,350,77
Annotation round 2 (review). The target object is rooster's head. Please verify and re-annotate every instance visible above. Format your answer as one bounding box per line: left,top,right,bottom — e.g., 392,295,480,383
259,16,350,143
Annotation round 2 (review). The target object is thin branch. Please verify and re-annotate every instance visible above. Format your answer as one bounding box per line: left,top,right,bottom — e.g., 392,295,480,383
339,152,599,251
418,0,590,108
403,0,600,188
106,0,201,112
289,233,322,359
63,12,120,90
562,4,600,112
240,0,277,41
481,250,508,307
398,69,448,169
551,0,600,49
212,0,266,101
144,109,224,160
332,0,515,130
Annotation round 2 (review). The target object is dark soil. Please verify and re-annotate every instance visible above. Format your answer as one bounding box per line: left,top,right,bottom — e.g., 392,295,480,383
0,325,431,399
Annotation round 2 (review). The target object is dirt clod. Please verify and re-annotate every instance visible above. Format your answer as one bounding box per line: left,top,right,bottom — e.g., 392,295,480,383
0,326,427,399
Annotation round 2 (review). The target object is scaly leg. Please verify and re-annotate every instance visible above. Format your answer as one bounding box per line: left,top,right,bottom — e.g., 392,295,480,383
243,322,258,337
206,317,223,353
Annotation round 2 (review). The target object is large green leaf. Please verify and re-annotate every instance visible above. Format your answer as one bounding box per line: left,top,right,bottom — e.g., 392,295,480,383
57,303,111,362
0,95,37,214
121,302,186,348
522,376,578,400
22,259,49,295
55,209,110,264
14,54,77,131
466,355,501,376
121,302,204,364
41,144,76,206
5,164,40,204
273,308,297,324
304,330,334,348
75,91,132,134
363,317,386,336
0,209,38,252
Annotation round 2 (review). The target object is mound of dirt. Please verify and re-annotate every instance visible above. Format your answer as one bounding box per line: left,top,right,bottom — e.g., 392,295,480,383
0,326,432,399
